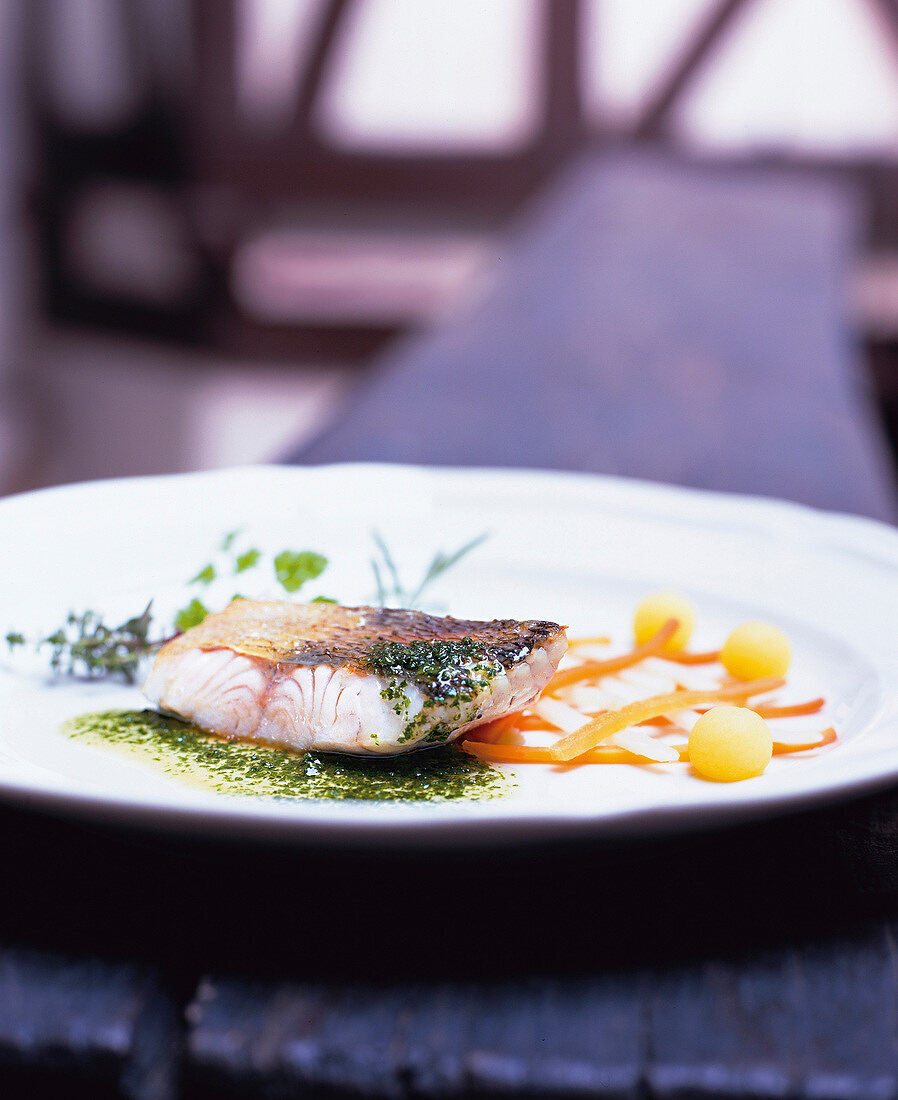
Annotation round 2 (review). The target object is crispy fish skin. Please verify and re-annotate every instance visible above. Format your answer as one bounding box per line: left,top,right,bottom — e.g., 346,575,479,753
143,600,567,755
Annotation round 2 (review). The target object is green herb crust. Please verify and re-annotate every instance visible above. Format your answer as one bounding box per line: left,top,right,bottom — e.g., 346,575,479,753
364,636,504,744
365,637,502,701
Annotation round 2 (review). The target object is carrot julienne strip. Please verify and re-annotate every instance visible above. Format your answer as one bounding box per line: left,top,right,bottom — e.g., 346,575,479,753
516,713,557,730
470,712,679,744
471,692,822,752
567,635,612,648
666,729,836,762
548,676,785,762
467,713,548,743
664,649,721,665
670,727,837,760
754,697,825,719
692,697,825,719
546,619,679,692
771,726,837,755
464,726,837,768
460,740,663,766
465,717,516,744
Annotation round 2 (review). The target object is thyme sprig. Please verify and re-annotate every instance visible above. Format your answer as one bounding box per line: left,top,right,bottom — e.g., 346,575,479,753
6,602,166,684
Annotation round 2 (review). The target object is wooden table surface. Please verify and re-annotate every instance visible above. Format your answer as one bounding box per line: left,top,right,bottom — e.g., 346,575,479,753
289,151,898,524
4,154,898,1099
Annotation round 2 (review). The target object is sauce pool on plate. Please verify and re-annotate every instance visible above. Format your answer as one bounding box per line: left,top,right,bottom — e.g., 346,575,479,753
63,709,511,802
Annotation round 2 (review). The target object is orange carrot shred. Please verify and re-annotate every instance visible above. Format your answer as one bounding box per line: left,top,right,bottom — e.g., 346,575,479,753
755,697,825,719
548,676,785,762
546,619,679,693
692,697,825,719
515,714,553,731
567,635,612,648
771,726,837,755
462,726,836,768
670,727,837,761
466,713,548,743
465,717,515,744
460,740,667,766
664,649,722,665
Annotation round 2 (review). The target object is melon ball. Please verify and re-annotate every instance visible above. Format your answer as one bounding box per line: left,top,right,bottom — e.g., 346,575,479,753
720,621,791,681
633,590,694,653
688,705,773,782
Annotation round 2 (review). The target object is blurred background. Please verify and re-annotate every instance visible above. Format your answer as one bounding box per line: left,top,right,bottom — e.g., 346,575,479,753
4,0,898,496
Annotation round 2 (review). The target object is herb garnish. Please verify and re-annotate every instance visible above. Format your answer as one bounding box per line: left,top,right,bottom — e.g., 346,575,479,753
371,531,488,608
190,564,216,585
274,550,327,593
6,531,488,681
6,603,159,683
235,548,261,574
6,536,332,681
174,598,210,634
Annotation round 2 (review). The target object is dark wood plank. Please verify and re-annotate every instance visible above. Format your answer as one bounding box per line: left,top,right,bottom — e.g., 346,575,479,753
186,921,898,1098
647,952,796,1099
6,795,898,1097
792,928,898,1099
186,975,644,1098
0,947,180,1099
287,152,897,523
646,926,898,1100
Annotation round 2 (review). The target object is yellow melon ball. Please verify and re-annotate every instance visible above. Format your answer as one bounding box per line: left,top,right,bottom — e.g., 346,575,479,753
720,620,791,681
688,705,773,782
633,590,694,653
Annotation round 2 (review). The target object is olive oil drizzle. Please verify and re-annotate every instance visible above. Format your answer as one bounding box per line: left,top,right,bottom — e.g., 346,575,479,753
64,710,511,802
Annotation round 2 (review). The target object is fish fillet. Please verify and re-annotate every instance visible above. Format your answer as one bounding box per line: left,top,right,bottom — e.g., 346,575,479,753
143,600,567,755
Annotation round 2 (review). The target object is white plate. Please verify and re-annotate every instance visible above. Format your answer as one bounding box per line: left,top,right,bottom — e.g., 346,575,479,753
1,464,897,847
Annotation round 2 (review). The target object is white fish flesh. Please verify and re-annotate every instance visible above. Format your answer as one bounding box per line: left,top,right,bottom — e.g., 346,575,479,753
143,600,567,755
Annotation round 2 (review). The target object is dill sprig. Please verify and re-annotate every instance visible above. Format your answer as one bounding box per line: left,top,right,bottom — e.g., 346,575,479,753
371,531,488,608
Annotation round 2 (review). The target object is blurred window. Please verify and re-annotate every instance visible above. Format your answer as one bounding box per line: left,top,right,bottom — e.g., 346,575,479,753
582,0,714,127
584,0,898,157
315,0,543,150
29,0,898,359
235,0,544,151
236,0,326,130
677,0,898,155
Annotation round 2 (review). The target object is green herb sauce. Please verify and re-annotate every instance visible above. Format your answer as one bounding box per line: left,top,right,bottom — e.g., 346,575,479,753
63,710,511,802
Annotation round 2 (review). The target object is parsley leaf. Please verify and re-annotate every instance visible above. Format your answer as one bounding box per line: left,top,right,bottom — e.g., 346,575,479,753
274,550,328,593
235,548,261,574
220,529,241,552
175,598,209,632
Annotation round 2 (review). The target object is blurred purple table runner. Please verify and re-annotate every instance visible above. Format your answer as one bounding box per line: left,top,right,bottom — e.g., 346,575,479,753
287,152,898,523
